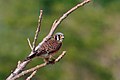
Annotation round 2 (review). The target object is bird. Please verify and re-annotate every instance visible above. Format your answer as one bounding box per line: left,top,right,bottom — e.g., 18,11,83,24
25,32,64,63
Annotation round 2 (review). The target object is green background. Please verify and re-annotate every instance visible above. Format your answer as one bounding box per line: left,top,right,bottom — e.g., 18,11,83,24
0,0,120,80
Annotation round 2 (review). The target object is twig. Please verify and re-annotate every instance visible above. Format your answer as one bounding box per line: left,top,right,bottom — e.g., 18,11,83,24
48,0,90,37
32,10,43,51
26,70,37,80
27,38,33,50
55,51,66,62
48,0,90,36
10,51,66,80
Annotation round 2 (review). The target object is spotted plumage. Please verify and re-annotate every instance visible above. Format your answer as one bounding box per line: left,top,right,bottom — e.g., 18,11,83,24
25,32,64,62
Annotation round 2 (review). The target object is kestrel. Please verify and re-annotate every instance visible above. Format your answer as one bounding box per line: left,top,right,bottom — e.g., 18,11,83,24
25,32,64,63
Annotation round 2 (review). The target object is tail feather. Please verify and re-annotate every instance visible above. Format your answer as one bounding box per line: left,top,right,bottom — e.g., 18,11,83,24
24,52,37,61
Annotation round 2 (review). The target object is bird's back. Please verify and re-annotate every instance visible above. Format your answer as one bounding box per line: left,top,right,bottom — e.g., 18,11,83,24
36,38,62,58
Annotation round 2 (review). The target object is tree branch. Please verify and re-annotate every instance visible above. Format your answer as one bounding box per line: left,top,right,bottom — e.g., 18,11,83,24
27,38,33,50
47,0,90,38
32,10,43,51
26,70,37,80
6,10,43,80
6,0,90,80
10,51,66,80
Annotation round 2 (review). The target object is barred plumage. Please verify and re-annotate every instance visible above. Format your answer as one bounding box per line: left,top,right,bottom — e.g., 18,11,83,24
36,38,62,58
26,32,64,60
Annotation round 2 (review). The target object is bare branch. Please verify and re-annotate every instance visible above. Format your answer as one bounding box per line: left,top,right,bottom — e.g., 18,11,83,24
36,0,91,50
26,70,37,80
6,60,31,80
47,0,90,37
6,10,43,80
17,61,21,68
32,10,43,51
27,38,33,50
55,51,66,62
10,51,66,80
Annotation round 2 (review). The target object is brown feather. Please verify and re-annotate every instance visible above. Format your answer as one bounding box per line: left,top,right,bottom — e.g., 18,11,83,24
36,38,62,58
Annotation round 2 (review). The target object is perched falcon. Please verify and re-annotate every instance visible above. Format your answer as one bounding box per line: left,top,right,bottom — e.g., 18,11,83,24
25,32,64,63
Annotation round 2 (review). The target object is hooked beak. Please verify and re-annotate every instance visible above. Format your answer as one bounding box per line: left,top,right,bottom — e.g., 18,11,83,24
61,36,64,39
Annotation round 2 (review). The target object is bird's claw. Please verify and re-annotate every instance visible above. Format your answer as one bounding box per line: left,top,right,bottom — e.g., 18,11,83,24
48,59,55,64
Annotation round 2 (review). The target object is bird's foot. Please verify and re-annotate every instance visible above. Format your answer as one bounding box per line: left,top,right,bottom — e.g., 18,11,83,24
44,58,55,64
48,59,55,64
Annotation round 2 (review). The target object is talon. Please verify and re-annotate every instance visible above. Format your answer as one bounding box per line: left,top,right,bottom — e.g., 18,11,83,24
44,58,49,64
49,59,55,64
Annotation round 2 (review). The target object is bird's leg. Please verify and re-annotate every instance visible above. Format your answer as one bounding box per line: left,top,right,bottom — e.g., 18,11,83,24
48,55,55,64
44,58,49,64
50,55,55,61
44,55,56,64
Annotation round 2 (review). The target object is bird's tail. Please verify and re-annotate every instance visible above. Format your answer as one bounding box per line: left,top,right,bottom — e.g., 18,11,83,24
24,52,37,61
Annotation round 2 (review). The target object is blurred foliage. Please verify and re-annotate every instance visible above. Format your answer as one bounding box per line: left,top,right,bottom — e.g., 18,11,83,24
0,0,120,80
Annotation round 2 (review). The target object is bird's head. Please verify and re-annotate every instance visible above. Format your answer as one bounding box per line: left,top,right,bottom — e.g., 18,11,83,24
54,32,64,42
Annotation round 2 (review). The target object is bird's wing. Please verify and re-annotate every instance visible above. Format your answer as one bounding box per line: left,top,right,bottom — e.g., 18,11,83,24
48,40,62,54
36,38,62,56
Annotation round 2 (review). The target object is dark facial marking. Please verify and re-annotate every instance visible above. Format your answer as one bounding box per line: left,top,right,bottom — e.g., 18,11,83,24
55,35,57,40
58,35,60,40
